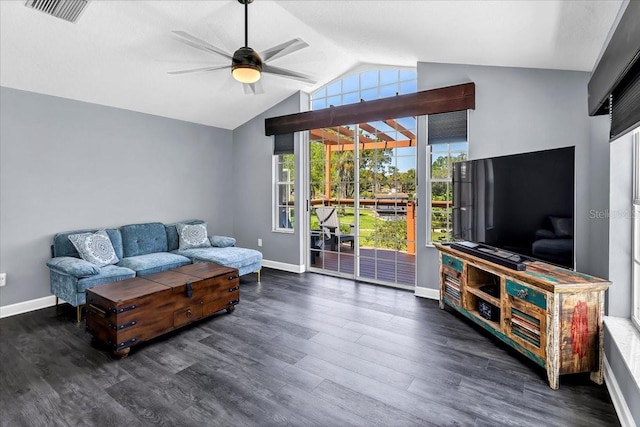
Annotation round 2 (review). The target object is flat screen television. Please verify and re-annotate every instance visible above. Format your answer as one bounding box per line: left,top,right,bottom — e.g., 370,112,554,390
452,146,575,268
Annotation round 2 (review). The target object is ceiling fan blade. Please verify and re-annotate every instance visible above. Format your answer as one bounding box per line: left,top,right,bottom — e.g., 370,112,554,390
262,64,317,84
171,30,233,60
242,81,265,95
260,38,309,62
167,65,231,75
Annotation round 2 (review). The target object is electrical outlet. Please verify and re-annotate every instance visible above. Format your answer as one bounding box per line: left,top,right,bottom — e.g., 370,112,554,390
257,238,263,247
0,273,6,287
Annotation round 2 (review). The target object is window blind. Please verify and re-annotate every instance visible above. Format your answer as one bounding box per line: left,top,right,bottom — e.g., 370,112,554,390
273,132,294,155
610,59,640,141
427,110,468,144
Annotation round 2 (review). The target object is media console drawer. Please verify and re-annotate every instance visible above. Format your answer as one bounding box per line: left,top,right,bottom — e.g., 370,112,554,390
505,279,547,310
442,254,463,272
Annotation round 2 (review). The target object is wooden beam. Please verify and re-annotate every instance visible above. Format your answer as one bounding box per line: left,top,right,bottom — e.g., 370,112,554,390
358,123,394,142
310,128,343,144
383,118,416,140
327,139,416,152
309,128,377,146
265,82,475,136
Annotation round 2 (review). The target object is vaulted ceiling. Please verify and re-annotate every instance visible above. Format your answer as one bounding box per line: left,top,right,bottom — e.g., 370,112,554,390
0,0,623,130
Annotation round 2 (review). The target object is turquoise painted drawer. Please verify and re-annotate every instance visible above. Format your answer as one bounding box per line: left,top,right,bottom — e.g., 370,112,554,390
506,279,547,310
442,254,463,273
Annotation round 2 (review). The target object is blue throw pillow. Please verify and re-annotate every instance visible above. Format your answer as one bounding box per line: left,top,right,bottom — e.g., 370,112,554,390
209,235,236,248
68,229,119,267
177,223,212,250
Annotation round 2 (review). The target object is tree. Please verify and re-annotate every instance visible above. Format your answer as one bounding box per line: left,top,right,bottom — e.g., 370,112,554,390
309,141,326,198
431,153,467,201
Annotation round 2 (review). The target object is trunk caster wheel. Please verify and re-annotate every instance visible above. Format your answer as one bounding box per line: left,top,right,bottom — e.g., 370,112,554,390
226,306,236,314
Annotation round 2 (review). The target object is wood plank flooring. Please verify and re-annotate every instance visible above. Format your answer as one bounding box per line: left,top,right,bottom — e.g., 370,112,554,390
0,269,619,426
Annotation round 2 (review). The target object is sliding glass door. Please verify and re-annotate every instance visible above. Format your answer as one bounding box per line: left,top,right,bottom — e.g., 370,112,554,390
307,119,416,289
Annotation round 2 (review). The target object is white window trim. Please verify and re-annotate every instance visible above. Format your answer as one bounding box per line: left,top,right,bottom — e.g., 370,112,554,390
632,130,640,331
427,146,468,245
272,154,295,234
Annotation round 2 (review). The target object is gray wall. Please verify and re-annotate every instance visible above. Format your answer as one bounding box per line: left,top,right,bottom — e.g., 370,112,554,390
0,87,233,307
231,92,308,267
416,62,604,290
587,116,612,281
608,132,633,318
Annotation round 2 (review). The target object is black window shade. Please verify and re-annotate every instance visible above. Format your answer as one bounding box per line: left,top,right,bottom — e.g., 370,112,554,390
610,58,640,141
273,133,294,155
428,110,468,145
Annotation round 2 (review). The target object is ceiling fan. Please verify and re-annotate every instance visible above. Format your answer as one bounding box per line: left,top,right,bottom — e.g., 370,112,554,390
169,0,316,94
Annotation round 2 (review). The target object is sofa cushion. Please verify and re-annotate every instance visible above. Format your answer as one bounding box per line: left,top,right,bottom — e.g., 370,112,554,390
120,223,168,257
76,265,136,293
177,223,211,250
52,228,123,260
68,230,119,267
165,219,203,252
117,252,191,276
209,235,236,248
177,247,262,270
47,257,100,277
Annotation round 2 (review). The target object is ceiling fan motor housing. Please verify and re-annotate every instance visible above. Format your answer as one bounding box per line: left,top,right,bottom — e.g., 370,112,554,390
232,47,262,71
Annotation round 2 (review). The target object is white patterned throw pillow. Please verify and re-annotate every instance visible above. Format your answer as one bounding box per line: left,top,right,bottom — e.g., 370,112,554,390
176,223,212,250
68,229,119,267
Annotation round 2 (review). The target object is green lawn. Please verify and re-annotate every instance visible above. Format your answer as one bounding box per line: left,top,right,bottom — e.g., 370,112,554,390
309,206,451,248
311,207,409,250
310,206,375,232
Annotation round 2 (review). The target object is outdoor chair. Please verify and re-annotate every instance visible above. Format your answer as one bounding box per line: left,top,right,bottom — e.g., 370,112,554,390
314,206,355,251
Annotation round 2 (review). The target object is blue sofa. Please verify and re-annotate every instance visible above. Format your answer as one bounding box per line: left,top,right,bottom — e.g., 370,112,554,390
46,220,262,321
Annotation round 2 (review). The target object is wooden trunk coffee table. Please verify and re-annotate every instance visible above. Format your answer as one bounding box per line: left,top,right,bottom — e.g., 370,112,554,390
85,263,239,357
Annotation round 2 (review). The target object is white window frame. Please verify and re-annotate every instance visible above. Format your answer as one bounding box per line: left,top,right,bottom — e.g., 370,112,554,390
427,141,468,244
632,129,640,330
272,153,295,233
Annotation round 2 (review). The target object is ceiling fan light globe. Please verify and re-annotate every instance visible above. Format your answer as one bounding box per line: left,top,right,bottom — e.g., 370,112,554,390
232,47,263,83
232,67,261,83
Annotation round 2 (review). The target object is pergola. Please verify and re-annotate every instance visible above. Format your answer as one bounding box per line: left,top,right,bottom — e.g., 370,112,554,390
309,122,417,254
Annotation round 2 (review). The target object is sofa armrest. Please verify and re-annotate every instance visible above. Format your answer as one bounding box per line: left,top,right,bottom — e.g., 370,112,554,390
208,235,236,248
47,257,100,278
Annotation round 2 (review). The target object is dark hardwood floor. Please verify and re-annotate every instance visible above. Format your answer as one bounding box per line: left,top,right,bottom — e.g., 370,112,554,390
0,269,619,426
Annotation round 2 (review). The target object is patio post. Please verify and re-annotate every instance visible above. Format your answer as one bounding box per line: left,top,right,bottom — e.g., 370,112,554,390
407,201,415,254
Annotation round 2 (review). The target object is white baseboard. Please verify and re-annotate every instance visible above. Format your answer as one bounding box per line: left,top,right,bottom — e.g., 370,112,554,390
0,295,57,319
604,355,637,427
261,260,304,274
414,286,439,300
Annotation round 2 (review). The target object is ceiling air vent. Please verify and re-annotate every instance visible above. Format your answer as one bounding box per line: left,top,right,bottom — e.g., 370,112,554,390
25,0,89,23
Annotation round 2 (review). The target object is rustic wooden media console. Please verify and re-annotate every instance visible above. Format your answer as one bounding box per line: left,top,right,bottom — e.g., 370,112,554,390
435,243,610,389
86,263,239,357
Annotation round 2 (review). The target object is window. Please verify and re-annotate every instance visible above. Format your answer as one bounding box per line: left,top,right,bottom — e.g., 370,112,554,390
273,153,295,231
428,111,468,243
311,68,417,110
633,130,640,329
